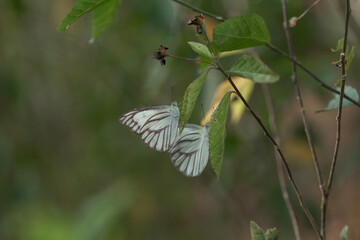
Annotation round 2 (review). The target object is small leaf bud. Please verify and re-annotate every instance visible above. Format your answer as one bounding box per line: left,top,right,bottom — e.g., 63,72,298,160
289,17,298,28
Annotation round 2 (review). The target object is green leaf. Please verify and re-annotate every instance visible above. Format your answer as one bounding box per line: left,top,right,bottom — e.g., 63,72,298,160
229,55,279,83
57,0,108,32
210,42,220,57
92,0,121,41
318,86,359,112
331,38,355,73
209,91,231,179
331,38,344,52
335,79,341,87
188,42,213,59
250,221,266,240
198,55,213,71
213,14,270,52
179,69,211,132
197,43,219,71
340,225,348,240
250,221,278,240
345,46,355,72
264,228,278,240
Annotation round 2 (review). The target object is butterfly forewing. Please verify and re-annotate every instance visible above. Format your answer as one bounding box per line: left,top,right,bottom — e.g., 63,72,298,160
119,103,179,152
170,124,209,177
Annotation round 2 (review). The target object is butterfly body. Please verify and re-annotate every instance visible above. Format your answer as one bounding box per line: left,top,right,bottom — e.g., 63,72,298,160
119,102,179,152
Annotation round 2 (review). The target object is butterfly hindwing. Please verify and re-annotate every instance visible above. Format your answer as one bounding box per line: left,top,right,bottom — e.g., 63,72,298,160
119,103,179,152
170,124,209,177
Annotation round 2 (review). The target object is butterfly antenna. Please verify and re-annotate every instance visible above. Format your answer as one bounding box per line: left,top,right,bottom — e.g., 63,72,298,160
171,85,175,102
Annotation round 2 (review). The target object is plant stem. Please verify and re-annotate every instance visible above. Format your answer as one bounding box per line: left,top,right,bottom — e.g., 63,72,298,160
324,1,351,239
327,0,351,192
170,0,225,22
296,0,321,22
167,54,216,67
217,64,320,238
266,43,360,107
202,23,217,61
262,84,301,240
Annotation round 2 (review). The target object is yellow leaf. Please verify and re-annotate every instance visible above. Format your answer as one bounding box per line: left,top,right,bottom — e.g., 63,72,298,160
201,77,254,125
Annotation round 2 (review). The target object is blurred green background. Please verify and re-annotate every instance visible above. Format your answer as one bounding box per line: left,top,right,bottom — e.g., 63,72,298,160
1,0,360,239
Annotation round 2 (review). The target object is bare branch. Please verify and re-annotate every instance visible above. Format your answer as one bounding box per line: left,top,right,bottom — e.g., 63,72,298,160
289,0,321,27
262,84,301,240
324,1,352,239
266,43,360,108
281,0,324,238
170,0,225,22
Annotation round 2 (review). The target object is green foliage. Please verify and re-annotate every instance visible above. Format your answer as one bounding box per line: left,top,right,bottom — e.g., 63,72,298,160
340,225,349,240
250,221,278,240
209,91,231,179
318,86,359,112
92,0,122,41
264,228,278,240
58,0,108,32
346,46,355,72
229,55,279,83
212,14,270,52
179,69,211,132
250,221,266,240
197,43,219,71
331,38,356,74
198,55,213,71
188,42,213,59
58,0,121,40
331,38,344,52
334,44,355,87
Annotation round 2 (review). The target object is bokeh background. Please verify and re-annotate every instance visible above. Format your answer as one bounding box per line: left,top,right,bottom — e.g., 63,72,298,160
1,0,360,239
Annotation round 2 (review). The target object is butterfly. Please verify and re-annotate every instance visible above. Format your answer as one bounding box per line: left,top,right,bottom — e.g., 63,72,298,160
119,102,179,152
170,123,209,177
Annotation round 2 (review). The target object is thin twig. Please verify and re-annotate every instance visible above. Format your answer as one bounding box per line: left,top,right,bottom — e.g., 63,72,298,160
282,0,325,219
218,65,321,238
297,0,321,22
266,43,360,107
262,84,301,240
327,0,351,192
324,1,351,239
167,54,216,67
202,23,217,61
170,0,225,22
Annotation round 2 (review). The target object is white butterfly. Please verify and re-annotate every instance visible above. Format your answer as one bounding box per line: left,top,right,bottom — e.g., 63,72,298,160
119,102,179,152
170,123,209,177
